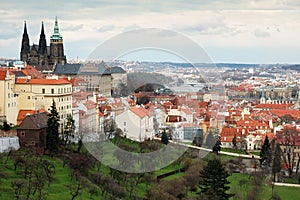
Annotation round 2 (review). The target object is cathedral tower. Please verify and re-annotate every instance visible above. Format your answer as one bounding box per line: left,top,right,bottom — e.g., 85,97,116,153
50,17,66,66
38,22,48,66
19,17,67,67
20,21,30,63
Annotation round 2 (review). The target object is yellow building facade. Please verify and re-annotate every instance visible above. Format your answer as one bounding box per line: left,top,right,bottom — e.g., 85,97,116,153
0,70,19,125
14,78,72,129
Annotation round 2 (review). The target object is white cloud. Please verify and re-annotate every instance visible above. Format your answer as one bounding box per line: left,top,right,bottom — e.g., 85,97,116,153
1,0,300,63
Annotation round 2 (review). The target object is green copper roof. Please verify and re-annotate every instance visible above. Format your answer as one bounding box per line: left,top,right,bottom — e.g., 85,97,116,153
50,16,62,40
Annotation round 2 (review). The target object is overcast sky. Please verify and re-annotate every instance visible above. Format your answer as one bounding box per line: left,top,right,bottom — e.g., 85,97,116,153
1,0,300,63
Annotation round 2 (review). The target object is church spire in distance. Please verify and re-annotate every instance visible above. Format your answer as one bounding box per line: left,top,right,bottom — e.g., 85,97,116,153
23,21,28,36
39,21,47,55
51,16,62,40
20,21,30,61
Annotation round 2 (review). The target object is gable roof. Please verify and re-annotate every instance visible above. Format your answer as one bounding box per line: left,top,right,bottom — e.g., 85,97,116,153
17,112,48,130
130,106,149,118
110,66,126,74
17,109,47,125
53,63,81,75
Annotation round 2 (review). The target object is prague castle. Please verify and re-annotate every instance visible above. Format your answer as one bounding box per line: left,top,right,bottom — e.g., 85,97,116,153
20,17,67,67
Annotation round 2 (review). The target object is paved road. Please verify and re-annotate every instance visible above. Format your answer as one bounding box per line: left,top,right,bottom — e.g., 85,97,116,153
172,141,260,159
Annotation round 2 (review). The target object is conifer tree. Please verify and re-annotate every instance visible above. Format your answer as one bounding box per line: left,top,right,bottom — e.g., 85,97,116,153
161,129,169,145
199,157,234,200
232,134,237,149
212,137,222,155
272,143,282,181
63,114,75,145
260,135,272,166
46,100,60,153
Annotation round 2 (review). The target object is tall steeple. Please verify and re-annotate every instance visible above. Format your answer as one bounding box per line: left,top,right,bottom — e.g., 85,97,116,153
38,21,47,55
260,88,266,104
50,17,66,65
20,21,30,62
51,16,62,40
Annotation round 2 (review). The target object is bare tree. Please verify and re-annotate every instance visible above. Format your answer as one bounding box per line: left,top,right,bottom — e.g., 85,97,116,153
278,127,300,176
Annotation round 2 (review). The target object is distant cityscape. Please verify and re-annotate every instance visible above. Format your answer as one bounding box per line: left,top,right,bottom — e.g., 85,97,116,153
1,14,300,199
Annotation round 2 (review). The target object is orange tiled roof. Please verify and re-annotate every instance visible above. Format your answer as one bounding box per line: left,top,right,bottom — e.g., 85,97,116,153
130,106,149,118
15,78,70,85
21,65,44,79
181,107,193,115
73,92,93,100
63,77,87,86
17,109,47,125
255,103,292,110
0,70,7,80
271,109,300,119
84,100,97,109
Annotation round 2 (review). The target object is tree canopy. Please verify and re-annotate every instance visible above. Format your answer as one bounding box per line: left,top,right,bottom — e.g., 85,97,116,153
46,100,60,153
161,129,169,145
199,157,234,200
260,135,272,166
212,137,222,155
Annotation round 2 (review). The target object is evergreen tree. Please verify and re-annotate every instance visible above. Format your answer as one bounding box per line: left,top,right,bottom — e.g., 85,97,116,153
232,134,237,149
199,158,234,200
272,144,282,181
260,135,272,166
212,137,222,155
63,114,75,145
46,100,60,153
2,121,11,132
161,129,169,145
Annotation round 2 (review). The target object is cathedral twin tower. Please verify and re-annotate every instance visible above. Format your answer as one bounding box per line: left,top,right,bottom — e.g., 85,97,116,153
20,17,67,67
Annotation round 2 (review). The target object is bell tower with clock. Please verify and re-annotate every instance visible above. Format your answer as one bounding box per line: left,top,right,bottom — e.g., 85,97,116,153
50,17,66,66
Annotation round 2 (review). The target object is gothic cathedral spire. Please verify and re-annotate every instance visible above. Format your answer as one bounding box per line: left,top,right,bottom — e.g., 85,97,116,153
39,21,47,55
20,18,66,66
20,21,30,62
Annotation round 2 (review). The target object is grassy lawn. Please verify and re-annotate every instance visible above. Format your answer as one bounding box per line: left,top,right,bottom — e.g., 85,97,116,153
221,147,248,155
0,154,99,200
260,185,300,200
2,139,300,200
228,173,300,200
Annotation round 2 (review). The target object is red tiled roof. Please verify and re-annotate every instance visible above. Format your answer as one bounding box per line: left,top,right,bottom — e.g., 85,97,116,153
255,103,292,110
130,106,149,118
84,100,97,109
198,102,209,108
17,109,47,125
0,70,7,80
73,92,93,100
270,109,300,119
63,77,87,86
181,107,192,115
15,78,70,85
21,65,44,79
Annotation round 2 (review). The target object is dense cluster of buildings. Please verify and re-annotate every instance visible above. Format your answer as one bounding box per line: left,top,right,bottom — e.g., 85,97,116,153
1,18,300,173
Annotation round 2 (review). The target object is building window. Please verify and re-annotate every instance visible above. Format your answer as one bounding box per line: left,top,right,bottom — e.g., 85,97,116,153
124,122,126,126
8,93,10,98
28,96,30,100
58,88,60,93
51,88,54,94
42,88,45,94
8,103,10,107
